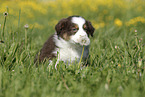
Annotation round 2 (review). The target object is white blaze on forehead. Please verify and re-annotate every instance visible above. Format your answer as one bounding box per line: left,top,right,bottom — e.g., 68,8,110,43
71,17,86,27
70,16,90,46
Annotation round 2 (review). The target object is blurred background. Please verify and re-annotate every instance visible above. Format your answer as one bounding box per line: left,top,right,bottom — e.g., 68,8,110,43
0,0,145,48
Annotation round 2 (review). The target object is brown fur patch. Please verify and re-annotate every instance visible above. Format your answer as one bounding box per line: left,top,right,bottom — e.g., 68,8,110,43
63,33,70,40
85,21,95,37
34,35,56,65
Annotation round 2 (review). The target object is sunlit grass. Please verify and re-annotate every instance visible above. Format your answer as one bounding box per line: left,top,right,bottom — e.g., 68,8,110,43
0,0,145,97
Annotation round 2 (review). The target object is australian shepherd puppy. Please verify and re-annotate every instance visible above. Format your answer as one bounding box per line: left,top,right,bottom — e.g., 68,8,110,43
34,16,95,67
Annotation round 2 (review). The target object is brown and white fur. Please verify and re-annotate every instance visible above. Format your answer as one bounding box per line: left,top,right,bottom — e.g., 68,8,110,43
34,16,95,66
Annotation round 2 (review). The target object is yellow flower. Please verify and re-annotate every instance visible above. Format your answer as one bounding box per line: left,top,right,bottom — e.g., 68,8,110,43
34,23,44,29
100,22,105,28
92,21,105,30
29,23,44,29
126,16,145,26
18,1,47,14
114,18,123,27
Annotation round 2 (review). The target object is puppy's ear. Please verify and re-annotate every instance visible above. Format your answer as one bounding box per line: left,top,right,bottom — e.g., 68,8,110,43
86,20,95,37
55,18,68,36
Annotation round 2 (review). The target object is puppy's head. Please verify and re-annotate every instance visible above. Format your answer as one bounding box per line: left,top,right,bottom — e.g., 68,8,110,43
55,16,95,46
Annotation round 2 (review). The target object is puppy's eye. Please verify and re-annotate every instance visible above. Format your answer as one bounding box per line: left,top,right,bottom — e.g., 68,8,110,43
72,28,78,32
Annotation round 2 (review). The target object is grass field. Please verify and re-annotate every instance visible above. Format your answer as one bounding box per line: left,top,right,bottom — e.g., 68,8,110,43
0,0,145,97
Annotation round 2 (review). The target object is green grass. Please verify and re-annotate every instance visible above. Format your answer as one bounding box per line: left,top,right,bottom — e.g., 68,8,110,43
0,0,145,97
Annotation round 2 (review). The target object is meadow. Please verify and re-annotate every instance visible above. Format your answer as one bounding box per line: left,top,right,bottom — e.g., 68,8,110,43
0,0,145,97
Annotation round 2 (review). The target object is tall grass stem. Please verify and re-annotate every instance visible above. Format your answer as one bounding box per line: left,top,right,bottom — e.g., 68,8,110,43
25,29,27,49
2,16,7,40
78,46,84,68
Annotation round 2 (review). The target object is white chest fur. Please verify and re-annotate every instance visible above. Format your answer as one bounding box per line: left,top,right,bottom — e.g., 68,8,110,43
53,34,89,64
